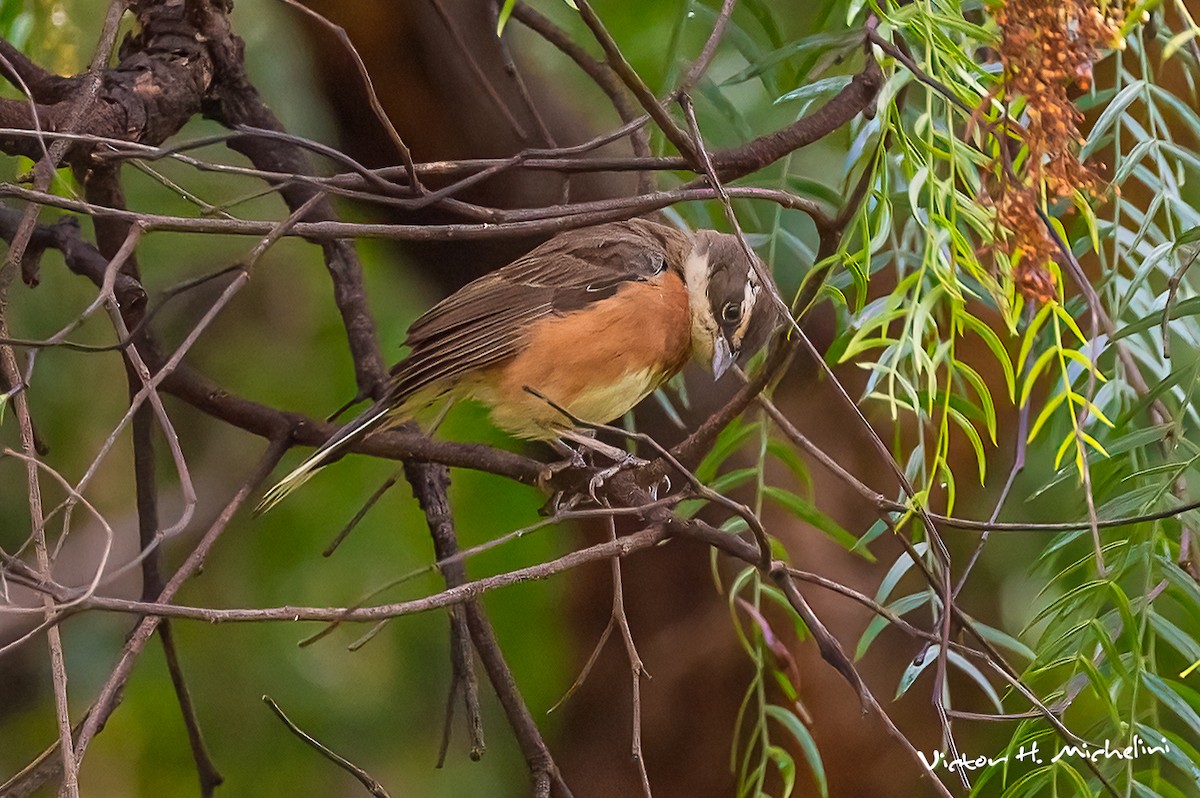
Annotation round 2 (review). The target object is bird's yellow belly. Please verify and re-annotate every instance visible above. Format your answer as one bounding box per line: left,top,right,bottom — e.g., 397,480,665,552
469,366,664,439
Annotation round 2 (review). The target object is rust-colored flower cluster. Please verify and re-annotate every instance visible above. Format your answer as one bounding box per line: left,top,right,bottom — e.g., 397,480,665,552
997,189,1058,304
989,0,1124,304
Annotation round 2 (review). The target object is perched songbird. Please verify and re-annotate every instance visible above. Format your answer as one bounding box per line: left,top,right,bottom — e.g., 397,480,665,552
257,218,765,512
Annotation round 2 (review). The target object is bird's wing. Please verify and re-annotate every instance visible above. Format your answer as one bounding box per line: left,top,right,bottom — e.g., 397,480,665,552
390,220,689,400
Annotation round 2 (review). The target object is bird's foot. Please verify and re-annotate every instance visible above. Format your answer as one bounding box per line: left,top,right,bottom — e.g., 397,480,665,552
541,433,653,505
587,451,650,504
537,444,587,489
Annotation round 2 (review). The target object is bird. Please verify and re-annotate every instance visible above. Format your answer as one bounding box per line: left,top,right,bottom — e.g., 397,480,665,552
256,218,766,513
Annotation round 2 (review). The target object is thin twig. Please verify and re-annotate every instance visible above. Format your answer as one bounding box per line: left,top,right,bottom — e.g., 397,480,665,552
574,0,696,160
523,385,774,570
605,515,652,797
263,695,393,798
70,439,289,765
403,460,486,763
53,526,669,625
1,0,126,285
274,0,422,193
954,395,1029,598
0,281,78,797
86,161,224,797
510,2,653,193
428,0,532,143
677,0,738,96
769,567,955,798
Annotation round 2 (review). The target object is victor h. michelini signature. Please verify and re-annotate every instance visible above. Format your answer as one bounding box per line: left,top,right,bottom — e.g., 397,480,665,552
920,733,1171,774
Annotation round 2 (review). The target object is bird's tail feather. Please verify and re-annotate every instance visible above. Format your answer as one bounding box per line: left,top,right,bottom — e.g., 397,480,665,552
255,402,392,515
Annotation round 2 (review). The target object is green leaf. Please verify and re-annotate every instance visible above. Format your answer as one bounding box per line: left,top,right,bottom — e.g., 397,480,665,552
765,705,827,798
766,745,797,798
1087,618,1133,682
695,419,759,484
763,486,874,560
767,439,813,497
709,467,760,494
1027,387,1071,442
946,649,1003,712
651,385,687,429
1020,344,1060,409
1163,29,1198,61
1176,225,1200,248
945,404,987,483
959,313,1016,400
895,644,938,699
1075,652,1126,730
760,583,810,642
967,620,1036,661
1018,301,1055,374
875,543,929,605
768,74,854,109
1142,673,1200,740
954,361,998,443
1054,762,1094,798
1148,610,1200,668
722,516,750,535
996,765,1054,797
785,175,845,209
1093,482,1171,520
1135,723,1200,788
1082,81,1144,158
1026,580,1105,630
495,0,516,35
853,518,889,553
674,498,704,520
1160,557,1200,616
722,30,860,86
856,592,932,660
1105,581,1140,651
1112,296,1200,342
1053,430,1078,471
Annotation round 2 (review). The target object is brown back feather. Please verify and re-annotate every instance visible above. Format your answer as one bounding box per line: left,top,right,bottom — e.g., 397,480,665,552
388,219,691,402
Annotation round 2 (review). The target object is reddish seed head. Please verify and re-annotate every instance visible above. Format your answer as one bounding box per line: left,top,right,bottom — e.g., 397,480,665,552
989,0,1122,304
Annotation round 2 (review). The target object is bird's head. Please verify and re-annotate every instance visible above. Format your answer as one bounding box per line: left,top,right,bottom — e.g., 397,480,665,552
682,230,765,379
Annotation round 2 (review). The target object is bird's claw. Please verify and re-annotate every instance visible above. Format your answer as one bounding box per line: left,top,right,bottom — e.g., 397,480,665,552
647,473,671,502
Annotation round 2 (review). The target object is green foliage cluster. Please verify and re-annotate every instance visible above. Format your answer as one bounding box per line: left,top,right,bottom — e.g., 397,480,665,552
665,1,1200,796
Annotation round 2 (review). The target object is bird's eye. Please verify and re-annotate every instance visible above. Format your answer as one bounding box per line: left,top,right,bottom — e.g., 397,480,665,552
721,302,742,323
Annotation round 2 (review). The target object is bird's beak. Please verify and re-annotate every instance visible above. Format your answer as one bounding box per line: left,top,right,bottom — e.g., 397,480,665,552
711,335,736,379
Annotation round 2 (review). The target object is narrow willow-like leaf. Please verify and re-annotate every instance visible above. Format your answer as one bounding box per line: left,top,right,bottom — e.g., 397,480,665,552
1142,673,1200,740
895,644,939,699
696,418,759,484
856,592,933,661
763,486,873,560
765,705,828,798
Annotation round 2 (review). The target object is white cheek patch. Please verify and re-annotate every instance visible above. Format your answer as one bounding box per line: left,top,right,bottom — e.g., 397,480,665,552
683,246,717,359
733,269,760,342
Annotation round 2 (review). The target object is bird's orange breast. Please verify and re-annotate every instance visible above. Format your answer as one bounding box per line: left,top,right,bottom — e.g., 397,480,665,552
462,272,692,439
